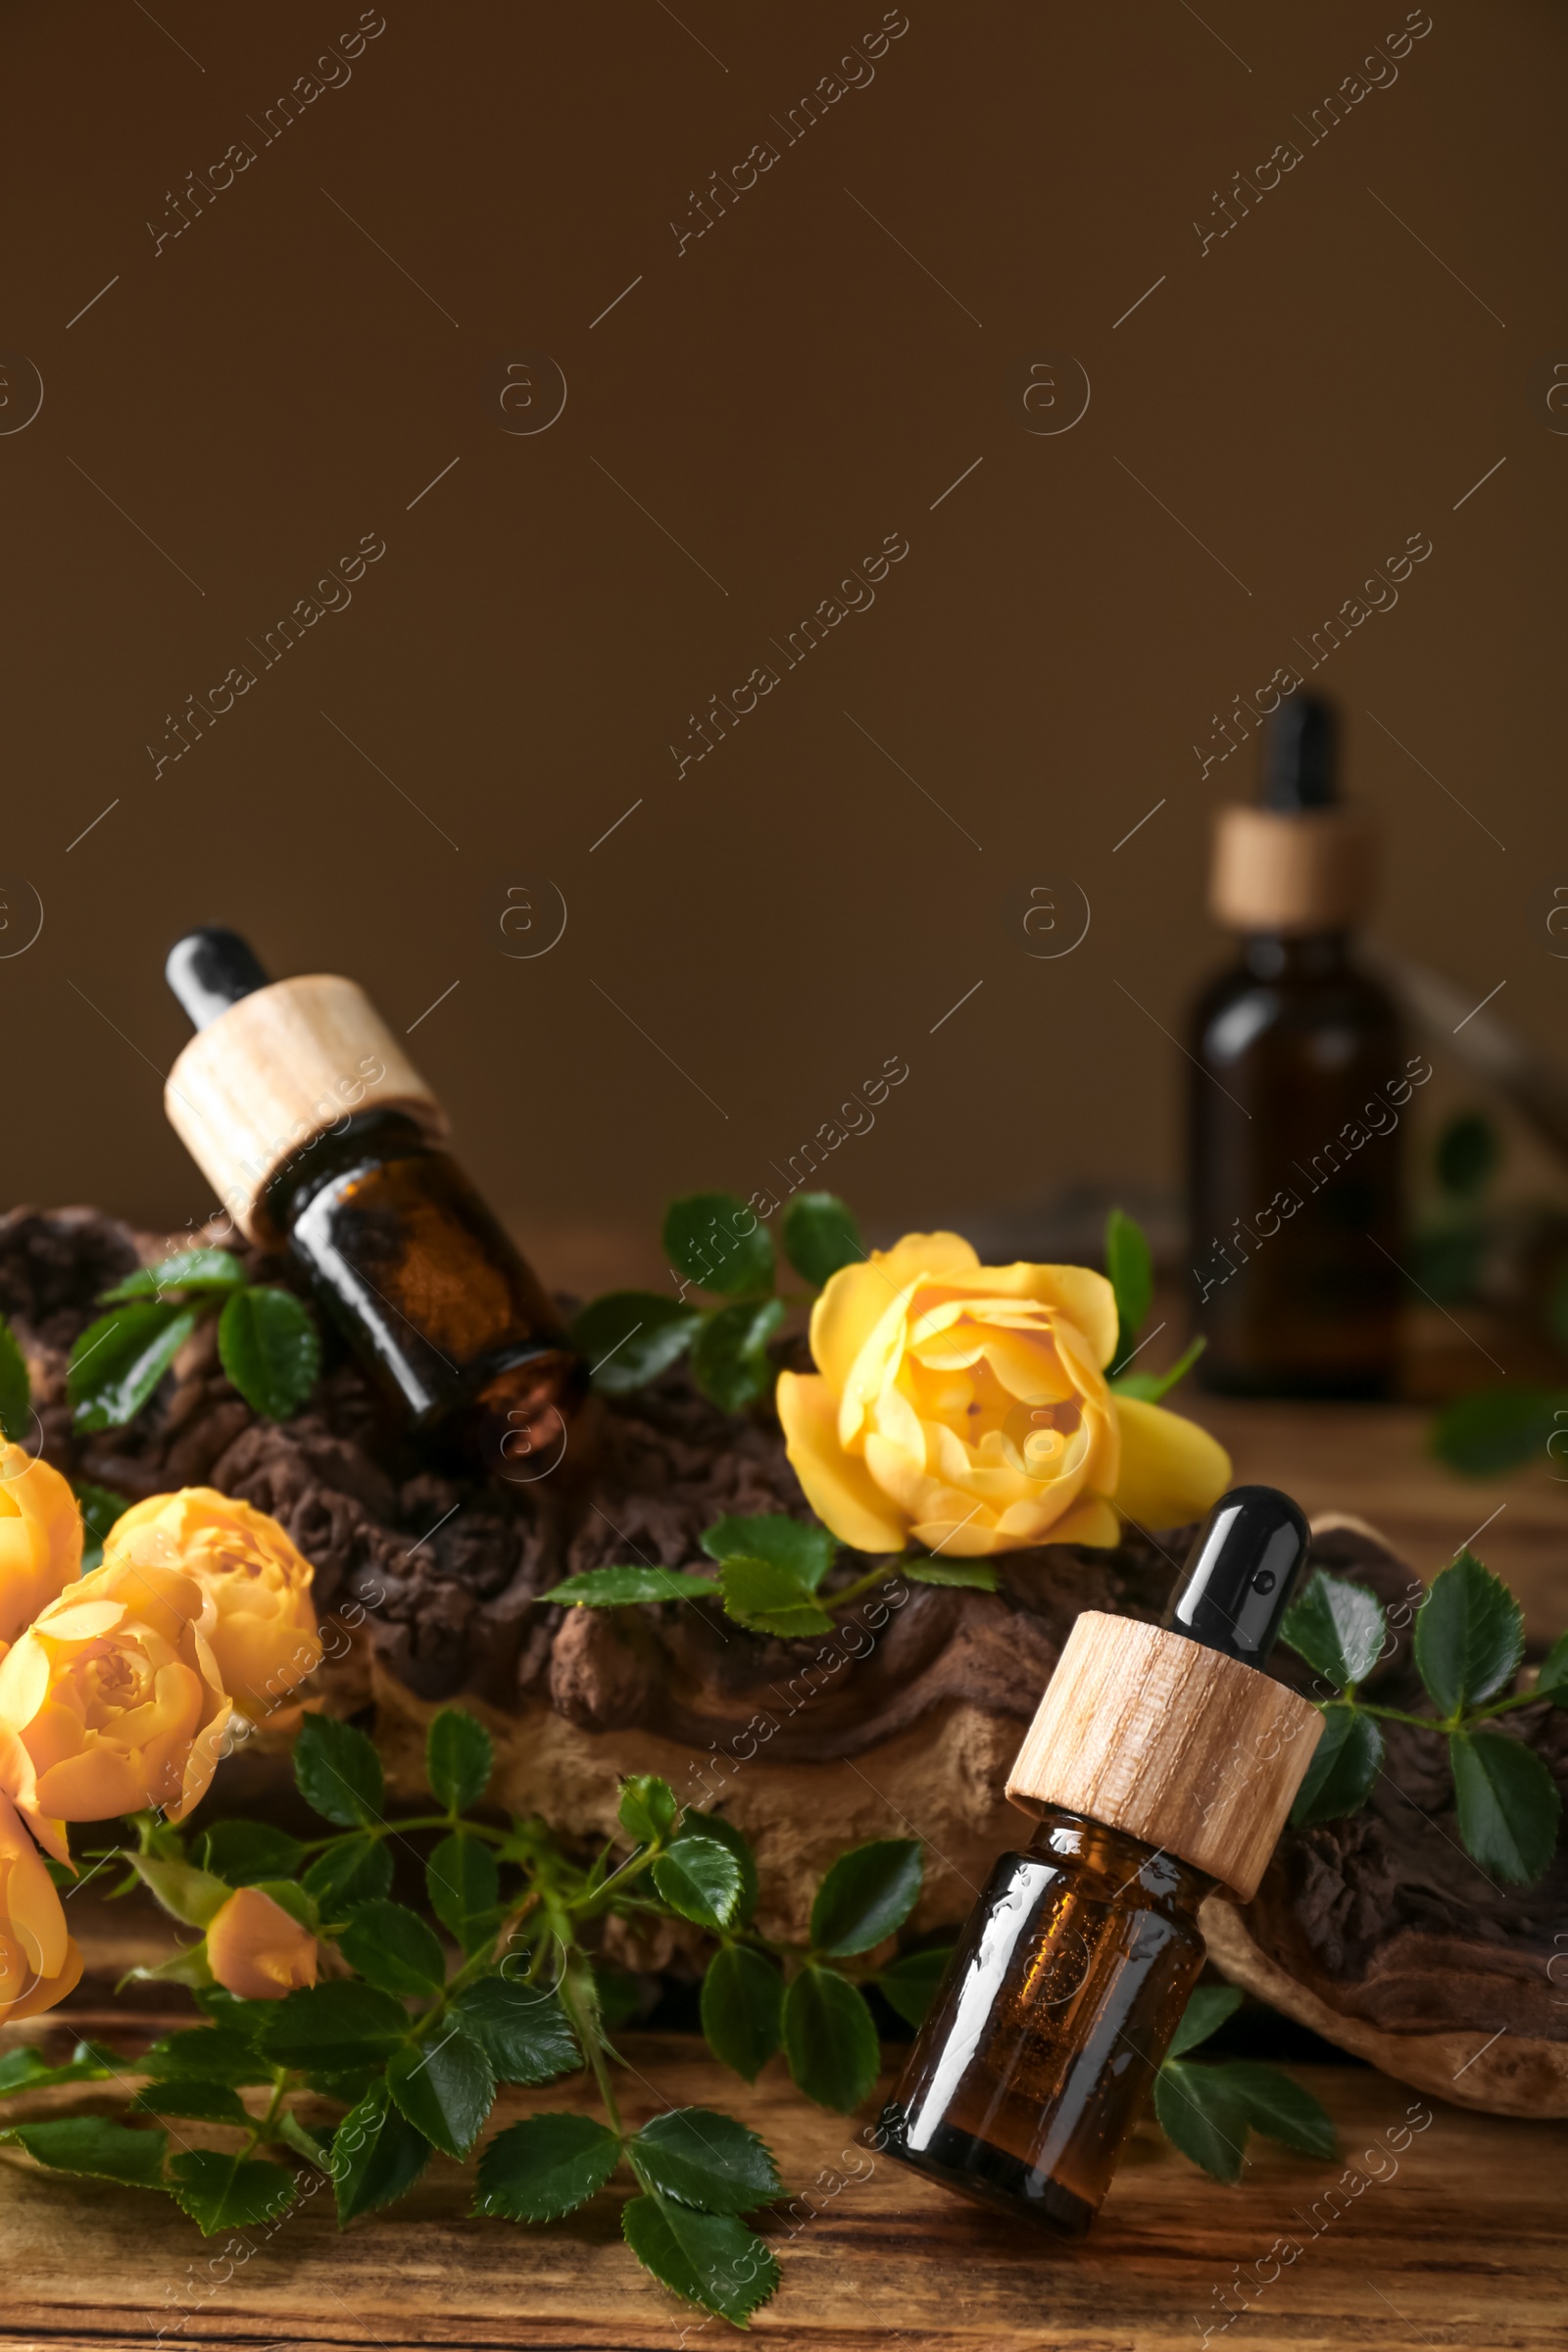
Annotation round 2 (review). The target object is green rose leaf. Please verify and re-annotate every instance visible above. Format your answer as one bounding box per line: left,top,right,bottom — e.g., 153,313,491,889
1289,1707,1384,1829
570,1291,703,1394
618,1773,680,1846
702,1512,837,1592
476,2111,621,2222
197,1819,305,1885
451,1980,580,2086
687,1811,758,1923
1166,1983,1243,2060
0,2041,119,2095
1221,2061,1338,2161
905,1557,999,1591
141,2027,273,2088
690,1298,786,1413
2,2115,170,2191
782,1965,880,2113
387,2027,495,2163
717,1553,834,1639
1449,1729,1562,1884
1280,1568,1388,1690
293,1713,385,1829
1415,1550,1525,1715
330,2079,433,2225
73,1478,129,1571
1437,1111,1500,1200
218,1284,320,1420
621,2194,779,2325
1429,1386,1565,1477
335,1900,447,1998
781,1192,864,1288
426,1833,502,1955
100,1249,249,1302
260,1981,411,2071
631,2107,782,2213
0,1314,30,1442
1113,1333,1206,1402
68,1301,201,1431
130,2080,253,2127
701,1943,784,2082
652,1834,743,1933
544,1565,719,1609
810,1838,923,1957
1105,1206,1153,1369
663,1192,774,1298
302,1834,393,1910
426,1706,494,1813
168,2149,298,2234
128,1852,230,1930
875,1947,953,2030
195,1986,283,2042
1152,2060,1250,2183
1536,1632,1568,1706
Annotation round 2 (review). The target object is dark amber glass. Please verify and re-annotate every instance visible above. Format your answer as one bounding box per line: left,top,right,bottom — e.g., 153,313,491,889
879,1809,1212,2233
266,1109,586,1481
1188,930,1405,1398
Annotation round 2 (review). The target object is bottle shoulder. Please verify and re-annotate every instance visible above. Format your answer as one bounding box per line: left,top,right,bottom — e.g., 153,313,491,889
1192,945,1401,1061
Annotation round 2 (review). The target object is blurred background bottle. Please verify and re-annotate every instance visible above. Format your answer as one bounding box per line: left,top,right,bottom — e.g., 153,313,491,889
1188,697,1406,1398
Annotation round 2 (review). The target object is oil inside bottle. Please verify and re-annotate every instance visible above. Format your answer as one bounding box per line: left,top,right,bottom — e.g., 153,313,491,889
879,1808,1212,2233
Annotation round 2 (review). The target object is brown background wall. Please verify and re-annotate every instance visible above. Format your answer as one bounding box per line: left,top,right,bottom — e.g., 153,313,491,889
2,0,1560,1286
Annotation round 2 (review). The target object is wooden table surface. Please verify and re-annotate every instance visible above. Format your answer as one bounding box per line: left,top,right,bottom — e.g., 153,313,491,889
2,2029,1562,2351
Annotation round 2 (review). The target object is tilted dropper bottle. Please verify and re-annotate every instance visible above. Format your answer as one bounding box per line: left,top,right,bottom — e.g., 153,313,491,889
879,1485,1323,2233
164,926,587,1481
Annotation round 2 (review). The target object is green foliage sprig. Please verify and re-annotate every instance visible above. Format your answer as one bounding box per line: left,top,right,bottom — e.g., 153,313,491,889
63,1250,320,1431
1280,1548,1565,1884
1153,1986,1337,2183
1103,1207,1204,1399
0,1710,1333,2323
571,1189,864,1413
544,1507,998,1636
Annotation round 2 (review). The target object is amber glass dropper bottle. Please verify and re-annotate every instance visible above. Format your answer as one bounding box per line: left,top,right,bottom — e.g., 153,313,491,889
879,1486,1322,2235
164,926,587,1481
1189,695,1406,1396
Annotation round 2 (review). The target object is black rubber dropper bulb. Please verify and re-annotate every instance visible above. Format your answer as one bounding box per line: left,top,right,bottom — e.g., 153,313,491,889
1263,692,1337,811
166,927,271,1032
1162,1483,1311,1667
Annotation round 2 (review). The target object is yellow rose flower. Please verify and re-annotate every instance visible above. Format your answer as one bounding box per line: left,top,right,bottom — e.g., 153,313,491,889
0,1787,81,2024
103,1489,321,1726
776,1231,1230,1557
0,1554,230,1856
205,1885,318,1999
0,1444,83,1653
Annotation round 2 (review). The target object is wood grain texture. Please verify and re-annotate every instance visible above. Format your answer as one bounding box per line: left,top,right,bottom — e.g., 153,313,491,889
1004,1613,1323,1900
0,2034,1561,2350
164,974,447,1239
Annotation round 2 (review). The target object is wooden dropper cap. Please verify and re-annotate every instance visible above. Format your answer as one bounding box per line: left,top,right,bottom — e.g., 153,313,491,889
1005,1488,1324,1901
1210,695,1376,936
164,928,448,1242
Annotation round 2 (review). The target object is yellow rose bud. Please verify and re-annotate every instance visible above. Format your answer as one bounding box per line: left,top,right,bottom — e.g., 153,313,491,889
205,1885,318,1999
0,1444,83,1653
0,1787,82,2024
776,1231,1231,1557
104,1489,321,1727
0,1554,230,1853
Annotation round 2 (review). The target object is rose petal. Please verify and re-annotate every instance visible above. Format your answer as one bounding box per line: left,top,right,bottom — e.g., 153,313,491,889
776,1372,908,1554
1111,1394,1231,1528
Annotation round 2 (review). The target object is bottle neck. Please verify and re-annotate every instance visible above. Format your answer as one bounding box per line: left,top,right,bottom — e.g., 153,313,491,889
1024,1807,1213,1917
1237,928,1352,983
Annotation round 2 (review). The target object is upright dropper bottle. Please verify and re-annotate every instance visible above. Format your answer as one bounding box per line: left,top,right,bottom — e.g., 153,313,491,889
1188,695,1407,1396
880,1486,1322,2233
164,927,587,1480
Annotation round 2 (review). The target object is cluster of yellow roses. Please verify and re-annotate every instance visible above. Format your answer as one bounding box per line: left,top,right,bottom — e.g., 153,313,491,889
0,1450,323,2029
